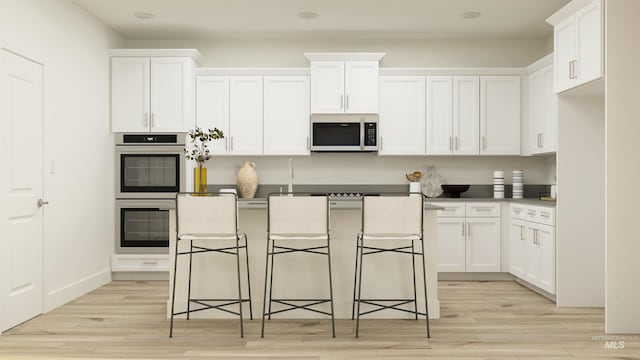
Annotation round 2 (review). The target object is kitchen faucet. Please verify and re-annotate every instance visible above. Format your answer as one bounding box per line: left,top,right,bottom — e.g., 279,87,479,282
288,158,294,193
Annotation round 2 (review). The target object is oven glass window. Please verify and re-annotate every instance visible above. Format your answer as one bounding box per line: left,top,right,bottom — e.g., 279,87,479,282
121,154,179,192
121,208,169,247
313,123,360,146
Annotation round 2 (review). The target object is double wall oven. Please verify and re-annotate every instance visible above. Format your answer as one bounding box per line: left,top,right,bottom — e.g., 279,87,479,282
115,134,185,254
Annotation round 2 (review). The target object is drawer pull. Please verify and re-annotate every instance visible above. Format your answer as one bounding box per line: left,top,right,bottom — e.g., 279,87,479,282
142,261,158,265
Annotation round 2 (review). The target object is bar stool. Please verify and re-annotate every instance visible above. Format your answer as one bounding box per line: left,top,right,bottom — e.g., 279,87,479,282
170,192,252,338
261,193,335,338
352,193,430,338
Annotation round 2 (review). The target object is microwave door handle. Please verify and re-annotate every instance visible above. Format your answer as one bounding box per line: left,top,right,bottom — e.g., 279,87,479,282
360,121,365,150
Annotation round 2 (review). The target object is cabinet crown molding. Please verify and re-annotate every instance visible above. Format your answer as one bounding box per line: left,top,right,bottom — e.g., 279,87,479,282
546,0,599,25
110,49,203,64
304,52,385,61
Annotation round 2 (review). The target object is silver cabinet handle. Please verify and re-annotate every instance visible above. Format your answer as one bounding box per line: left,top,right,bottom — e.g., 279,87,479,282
225,137,228,151
150,113,155,127
449,136,453,151
540,133,544,148
144,113,149,127
37,198,49,208
462,222,465,237
142,261,158,265
346,94,349,109
467,222,471,237
482,136,486,150
230,136,234,151
569,61,573,80
306,136,310,150
340,95,344,109
455,136,459,150
520,225,524,240
380,136,383,150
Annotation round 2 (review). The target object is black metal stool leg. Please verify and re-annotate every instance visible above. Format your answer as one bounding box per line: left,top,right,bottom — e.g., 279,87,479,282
355,237,365,338
351,234,361,320
243,234,253,320
261,237,271,338
169,237,180,338
327,237,336,338
267,238,276,320
235,236,245,338
411,240,418,320
186,240,193,320
420,238,430,338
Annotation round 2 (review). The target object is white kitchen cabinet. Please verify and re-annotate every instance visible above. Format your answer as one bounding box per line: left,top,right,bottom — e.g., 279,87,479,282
378,76,426,155
509,219,527,278
436,218,466,272
480,76,521,155
112,56,196,132
426,76,479,155
432,202,500,272
529,64,557,154
229,76,263,155
196,76,229,155
549,0,603,93
196,75,263,155
530,223,556,293
310,59,379,114
263,76,311,155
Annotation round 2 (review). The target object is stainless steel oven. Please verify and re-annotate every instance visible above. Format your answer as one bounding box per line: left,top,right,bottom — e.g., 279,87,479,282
115,199,174,254
311,114,378,152
116,134,186,199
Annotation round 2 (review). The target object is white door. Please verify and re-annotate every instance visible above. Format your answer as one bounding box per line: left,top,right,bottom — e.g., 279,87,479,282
378,76,425,155
196,76,230,155
529,70,545,154
465,218,501,272
452,76,479,155
111,57,150,132
542,66,557,152
536,225,556,294
229,76,263,155
509,220,527,278
480,76,520,155
0,49,44,332
554,16,576,93
344,61,379,114
436,218,466,272
575,0,603,86
524,226,541,285
150,57,194,132
426,76,453,155
310,61,344,114
263,76,310,155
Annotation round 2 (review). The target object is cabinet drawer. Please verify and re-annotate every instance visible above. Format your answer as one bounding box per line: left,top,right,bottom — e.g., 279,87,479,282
466,203,500,217
111,254,169,272
535,207,555,226
431,202,465,217
512,204,556,226
511,204,526,220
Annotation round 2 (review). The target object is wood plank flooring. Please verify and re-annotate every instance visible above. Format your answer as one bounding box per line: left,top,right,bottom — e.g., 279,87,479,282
1,281,638,359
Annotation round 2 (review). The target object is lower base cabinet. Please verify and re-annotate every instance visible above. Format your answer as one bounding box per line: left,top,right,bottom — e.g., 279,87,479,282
510,204,556,294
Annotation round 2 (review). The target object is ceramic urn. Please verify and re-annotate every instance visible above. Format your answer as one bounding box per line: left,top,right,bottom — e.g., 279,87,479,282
237,161,258,198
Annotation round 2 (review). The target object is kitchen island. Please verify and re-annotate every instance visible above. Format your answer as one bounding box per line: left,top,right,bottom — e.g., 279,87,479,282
167,200,441,320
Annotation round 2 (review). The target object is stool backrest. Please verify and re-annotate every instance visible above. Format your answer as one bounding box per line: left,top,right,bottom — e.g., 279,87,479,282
176,193,237,237
268,195,328,236
362,195,423,236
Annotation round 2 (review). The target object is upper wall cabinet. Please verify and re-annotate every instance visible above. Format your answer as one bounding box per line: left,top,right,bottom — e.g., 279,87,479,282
529,64,557,154
548,0,603,93
480,76,521,155
306,53,385,114
111,50,201,133
378,76,426,155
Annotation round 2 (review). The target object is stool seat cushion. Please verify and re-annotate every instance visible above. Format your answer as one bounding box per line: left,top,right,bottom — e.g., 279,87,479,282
362,233,421,241
270,233,329,241
179,233,240,241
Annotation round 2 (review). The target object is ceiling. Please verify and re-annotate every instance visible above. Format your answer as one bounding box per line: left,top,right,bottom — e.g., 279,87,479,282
73,0,570,40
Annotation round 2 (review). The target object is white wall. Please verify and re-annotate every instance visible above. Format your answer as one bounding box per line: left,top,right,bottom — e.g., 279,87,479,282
204,155,555,186
556,94,604,307
126,38,549,68
0,0,124,311
605,0,640,334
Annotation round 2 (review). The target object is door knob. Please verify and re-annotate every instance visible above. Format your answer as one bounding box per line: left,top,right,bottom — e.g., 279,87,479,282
37,198,49,208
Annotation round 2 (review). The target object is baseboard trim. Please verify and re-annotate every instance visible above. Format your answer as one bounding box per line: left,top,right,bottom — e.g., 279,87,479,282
514,278,557,302
438,272,515,281
44,268,111,312
112,272,169,281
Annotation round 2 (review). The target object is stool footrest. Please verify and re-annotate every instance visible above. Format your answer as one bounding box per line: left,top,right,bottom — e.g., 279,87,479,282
172,298,251,318
266,298,333,317
356,298,426,317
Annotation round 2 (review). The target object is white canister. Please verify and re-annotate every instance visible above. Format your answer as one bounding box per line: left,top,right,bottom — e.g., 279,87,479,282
409,182,421,195
494,170,505,199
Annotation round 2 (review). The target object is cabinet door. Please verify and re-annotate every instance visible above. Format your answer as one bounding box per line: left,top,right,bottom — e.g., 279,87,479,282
196,76,229,155
452,76,479,155
378,76,426,155
509,220,527,278
150,57,194,132
344,61,379,113
436,218,466,272
111,57,150,132
542,66,557,152
465,218,501,272
575,0,603,86
554,16,577,93
310,61,344,114
426,76,453,155
524,226,540,285
263,76,310,155
480,76,520,155
536,225,556,294
229,76,263,155
529,70,545,154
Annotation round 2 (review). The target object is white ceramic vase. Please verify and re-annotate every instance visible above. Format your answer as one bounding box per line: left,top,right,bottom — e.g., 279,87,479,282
237,161,258,198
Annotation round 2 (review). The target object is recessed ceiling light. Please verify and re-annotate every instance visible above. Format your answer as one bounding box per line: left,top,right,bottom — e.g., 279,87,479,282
134,12,155,20
461,11,481,20
298,11,319,20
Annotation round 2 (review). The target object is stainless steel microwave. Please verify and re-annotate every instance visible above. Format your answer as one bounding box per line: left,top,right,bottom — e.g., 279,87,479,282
310,114,378,152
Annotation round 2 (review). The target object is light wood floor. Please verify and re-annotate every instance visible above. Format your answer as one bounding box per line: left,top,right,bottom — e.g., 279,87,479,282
1,281,638,359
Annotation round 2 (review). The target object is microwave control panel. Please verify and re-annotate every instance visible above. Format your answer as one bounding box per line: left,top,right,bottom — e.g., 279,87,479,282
364,122,377,146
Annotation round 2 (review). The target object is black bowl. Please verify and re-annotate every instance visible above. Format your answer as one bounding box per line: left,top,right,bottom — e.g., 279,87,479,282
441,185,470,198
